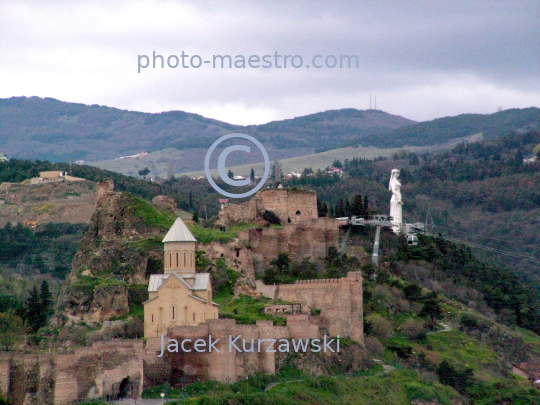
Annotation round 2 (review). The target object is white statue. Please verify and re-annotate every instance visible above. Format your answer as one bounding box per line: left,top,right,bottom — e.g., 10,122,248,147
389,169,403,233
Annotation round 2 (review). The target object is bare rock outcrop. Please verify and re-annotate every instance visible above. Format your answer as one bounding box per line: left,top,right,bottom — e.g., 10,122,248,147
55,182,172,325
152,195,177,214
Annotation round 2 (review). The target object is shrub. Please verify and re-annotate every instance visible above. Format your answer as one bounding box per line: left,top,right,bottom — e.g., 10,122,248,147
400,318,427,340
403,284,423,302
436,360,474,394
306,375,340,395
262,210,281,225
365,314,393,340
387,343,413,359
364,336,384,357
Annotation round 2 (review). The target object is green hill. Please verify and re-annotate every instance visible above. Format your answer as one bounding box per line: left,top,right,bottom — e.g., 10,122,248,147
0,97,412,166
349,107,540,148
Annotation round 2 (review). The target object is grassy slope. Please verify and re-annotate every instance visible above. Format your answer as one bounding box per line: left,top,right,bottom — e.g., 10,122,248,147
139,286,540,404
92,134,483,179
183,133,482,178
163,371,463,405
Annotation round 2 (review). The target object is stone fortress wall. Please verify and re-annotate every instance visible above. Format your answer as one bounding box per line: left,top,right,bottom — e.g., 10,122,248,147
219,189,318,225
1,269,362,405
0,341,144,405
0,188,361,404
239,216,338,267
256,272,364,344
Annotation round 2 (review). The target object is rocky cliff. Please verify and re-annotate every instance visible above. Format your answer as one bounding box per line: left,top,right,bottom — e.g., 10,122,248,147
54,181,176,325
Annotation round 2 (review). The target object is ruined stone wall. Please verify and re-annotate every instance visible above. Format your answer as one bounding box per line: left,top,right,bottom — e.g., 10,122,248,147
54,340,144,405
218,199,257,224
219,189,318,225
1,341,144,405
239,217,338,268
164,318,314,384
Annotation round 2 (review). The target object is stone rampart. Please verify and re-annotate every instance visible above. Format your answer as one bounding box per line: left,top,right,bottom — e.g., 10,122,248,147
219,189,318,225
256,272,364,344
238,217,338,268
1,341,144,405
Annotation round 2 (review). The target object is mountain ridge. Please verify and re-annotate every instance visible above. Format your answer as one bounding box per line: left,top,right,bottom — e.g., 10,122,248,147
0,96,413,163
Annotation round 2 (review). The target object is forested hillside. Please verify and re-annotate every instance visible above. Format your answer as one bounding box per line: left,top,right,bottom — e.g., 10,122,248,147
0,97,412,164
1,145,540,404
343,107,540,148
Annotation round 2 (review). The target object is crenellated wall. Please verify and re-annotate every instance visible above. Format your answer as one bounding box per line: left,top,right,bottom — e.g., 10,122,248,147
256,272,364,344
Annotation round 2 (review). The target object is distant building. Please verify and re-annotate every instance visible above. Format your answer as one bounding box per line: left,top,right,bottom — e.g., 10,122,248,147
285,172,301,180
34,171,86,184
524,156,538,164
326,167,343,176
0,153,9,163
75,160,85,165
40,171,66,179
232,175,247,181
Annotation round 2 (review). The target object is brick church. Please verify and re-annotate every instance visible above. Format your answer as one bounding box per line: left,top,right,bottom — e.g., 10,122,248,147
143,217,218,338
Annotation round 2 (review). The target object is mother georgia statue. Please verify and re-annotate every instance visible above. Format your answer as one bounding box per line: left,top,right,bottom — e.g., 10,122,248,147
389,169,403,233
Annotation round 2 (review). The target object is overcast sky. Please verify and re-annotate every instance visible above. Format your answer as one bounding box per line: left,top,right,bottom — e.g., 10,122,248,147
0,0,538,125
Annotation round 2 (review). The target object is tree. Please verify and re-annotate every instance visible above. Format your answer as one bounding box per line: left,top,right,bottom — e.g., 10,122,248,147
138,167,150,180
403,284,423,302
363,195,369,215
292,259,319,280
250,167,255,182
437,360,474,394
40,280,53,322
335,199,345,217
317,198,328,217
263,253,291,284
192,211,199,223
0,312,25,350
211,258,239,296
332,159,343,169
351,194,364,217
33,255,47,274
26,286,42,332
227,169,234,179
419,297,442,322
345,199,351,217
271,160,283,187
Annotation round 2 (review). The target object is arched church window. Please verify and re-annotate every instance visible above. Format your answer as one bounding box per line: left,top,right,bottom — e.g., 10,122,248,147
169,253,172,267
176,252,179,267
172,306,175,319
184,252,187,267
192,313,196,321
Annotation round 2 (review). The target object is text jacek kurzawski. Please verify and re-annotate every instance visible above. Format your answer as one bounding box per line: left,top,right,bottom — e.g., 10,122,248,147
158,334,340,357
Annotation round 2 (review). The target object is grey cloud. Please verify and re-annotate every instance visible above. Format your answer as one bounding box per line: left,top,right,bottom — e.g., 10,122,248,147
0,0,538,124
